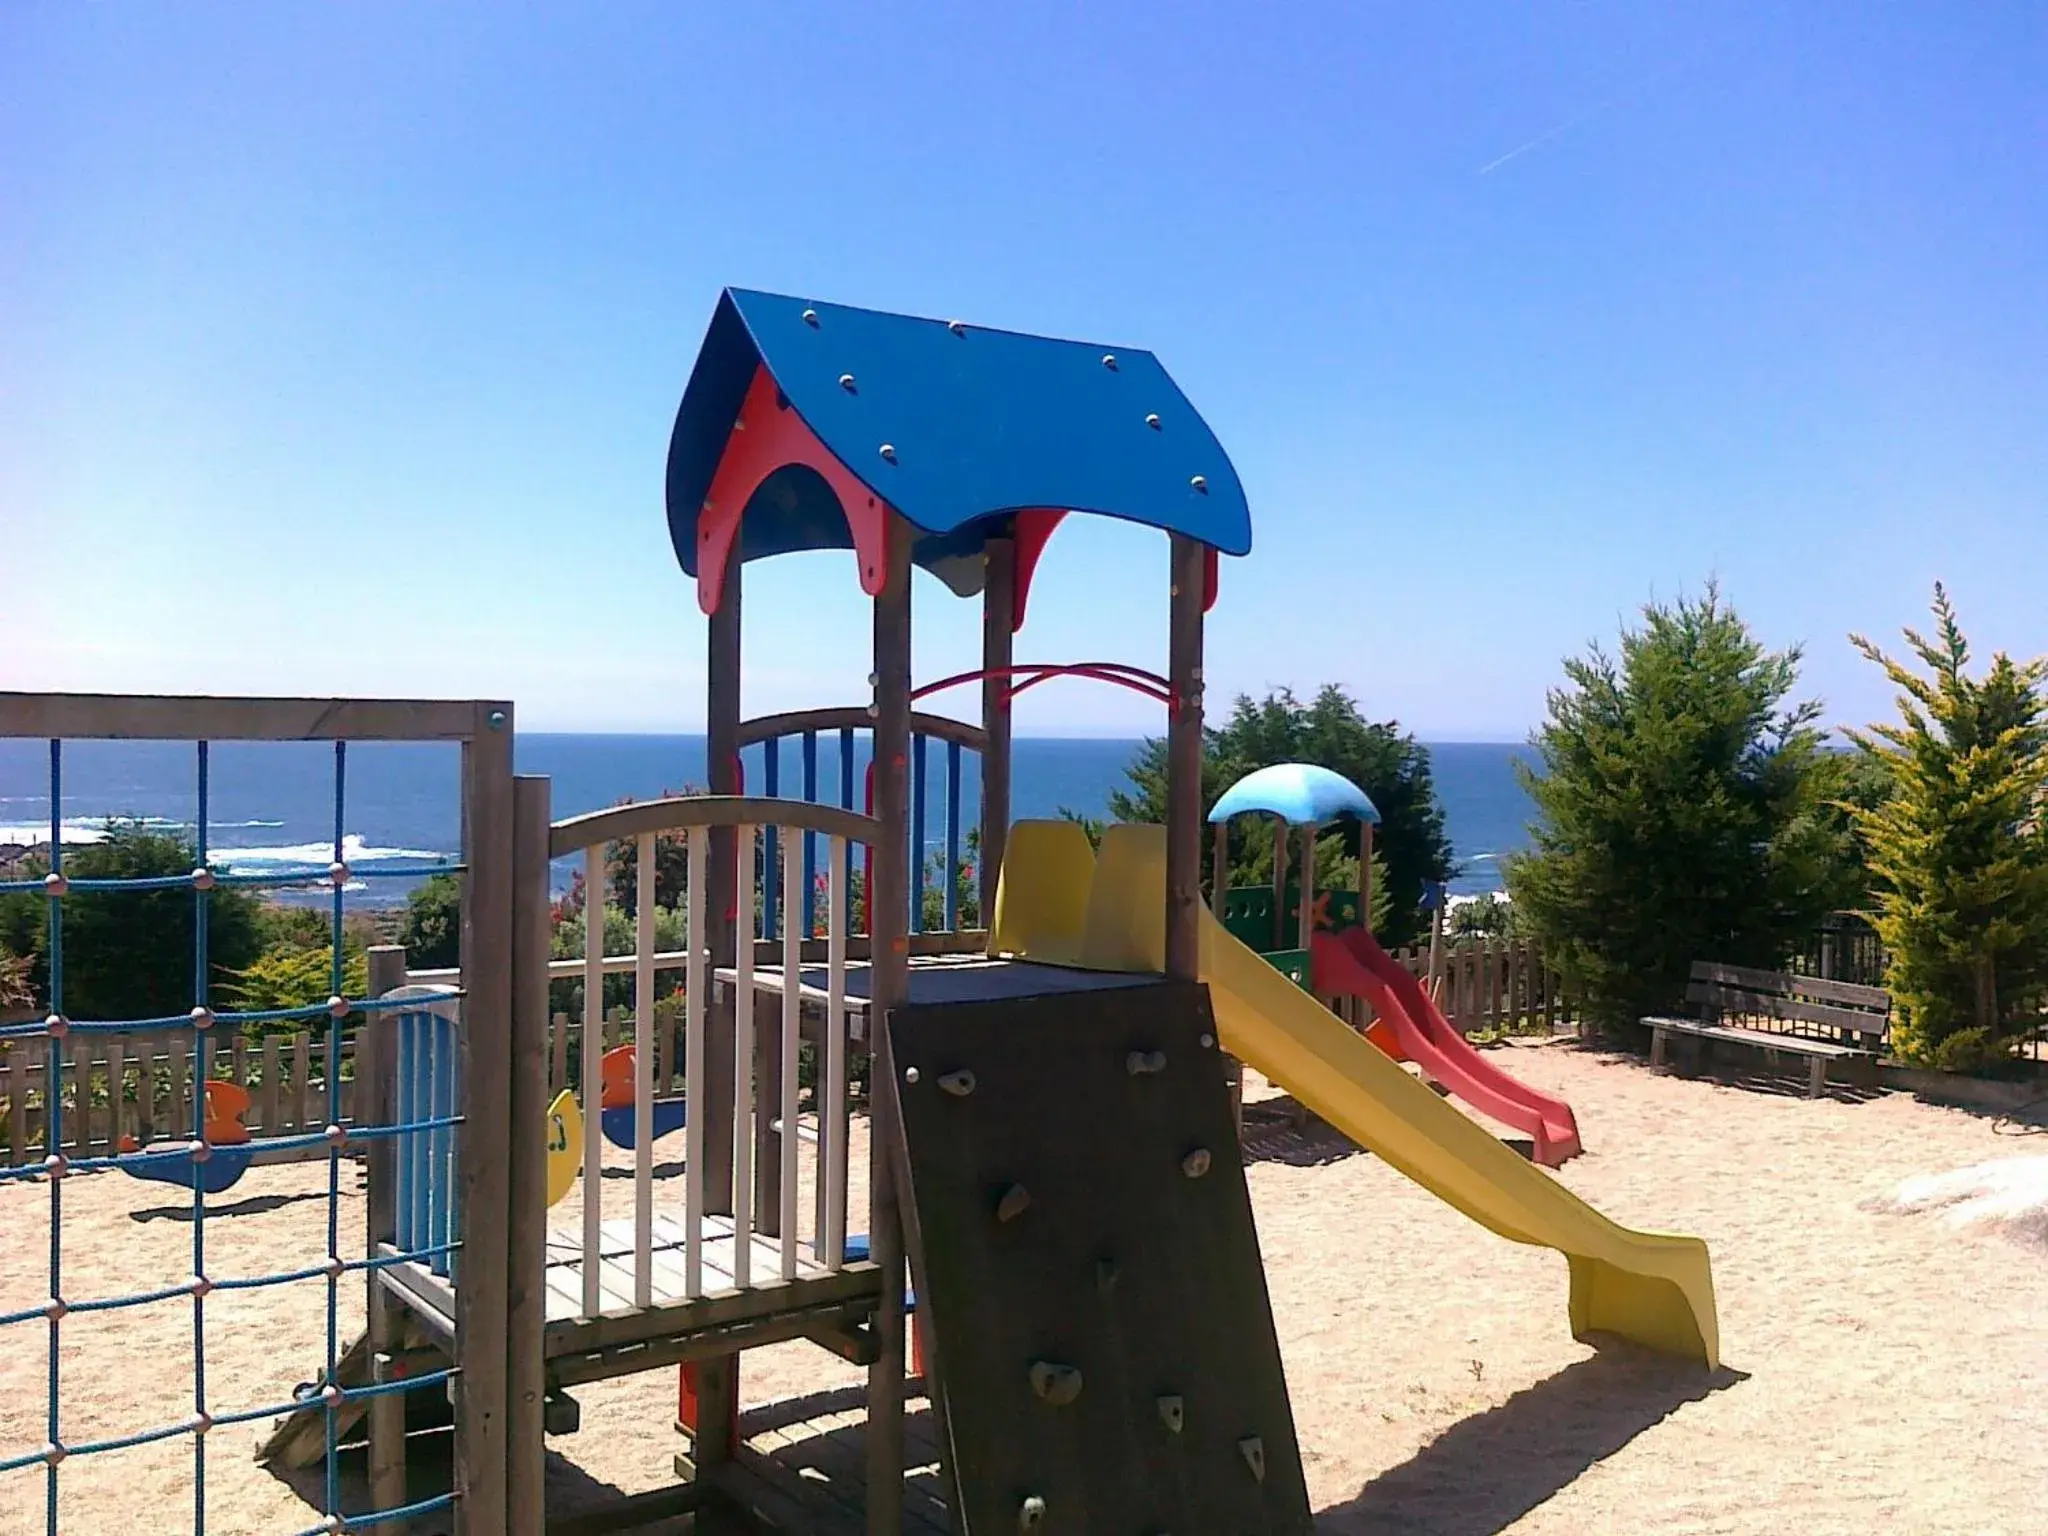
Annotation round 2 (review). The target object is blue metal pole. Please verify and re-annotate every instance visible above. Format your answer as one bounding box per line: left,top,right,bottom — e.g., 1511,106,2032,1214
945,741,961,932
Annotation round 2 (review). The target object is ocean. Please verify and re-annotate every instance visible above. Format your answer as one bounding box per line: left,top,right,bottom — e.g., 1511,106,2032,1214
0,735,1536,902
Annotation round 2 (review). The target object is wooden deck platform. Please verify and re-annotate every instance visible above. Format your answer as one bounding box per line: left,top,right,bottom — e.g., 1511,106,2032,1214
686,1381,953,1535
377,1212,886,1386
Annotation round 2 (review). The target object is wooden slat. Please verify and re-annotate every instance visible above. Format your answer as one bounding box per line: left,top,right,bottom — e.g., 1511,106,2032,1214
0,692,484,742
1685,982,1888,1038
71,1039,90,1153
732,825,756,1291
259,1035,280,1135
685,829,708,1300
581,844,605,1321
291,1033,311,1130
168,1037,189,1138
1645,1016,1868,1058
1688,960,1889,1010
551,1012,570,1096
824,837,848,1271
634,831,657,1311
5,1057,23,1167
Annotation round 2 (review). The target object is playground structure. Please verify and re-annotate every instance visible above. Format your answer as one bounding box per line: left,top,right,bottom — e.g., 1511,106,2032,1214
0,288,1717,1535
1208,762,1585,1166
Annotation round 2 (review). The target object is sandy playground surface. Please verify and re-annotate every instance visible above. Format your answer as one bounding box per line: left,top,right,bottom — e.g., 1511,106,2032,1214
5,1040,2048,1535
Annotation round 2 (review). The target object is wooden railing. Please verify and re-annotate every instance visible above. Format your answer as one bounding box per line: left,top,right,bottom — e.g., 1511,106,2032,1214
0,1025,366,1161
738,707,986,935
542,794,877,1321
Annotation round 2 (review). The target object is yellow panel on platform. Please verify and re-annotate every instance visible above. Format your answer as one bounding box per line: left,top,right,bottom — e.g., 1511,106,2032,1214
992,819,1722,1368
545,1088,583,1208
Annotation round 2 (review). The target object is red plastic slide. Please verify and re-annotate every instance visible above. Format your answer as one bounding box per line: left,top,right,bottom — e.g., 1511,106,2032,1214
1309,927,1583,1166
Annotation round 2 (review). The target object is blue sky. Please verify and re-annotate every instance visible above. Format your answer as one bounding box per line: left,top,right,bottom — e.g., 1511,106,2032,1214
5,3,2042,738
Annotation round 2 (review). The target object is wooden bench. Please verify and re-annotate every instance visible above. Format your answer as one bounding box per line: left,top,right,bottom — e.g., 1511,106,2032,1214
1642,961,1890,1098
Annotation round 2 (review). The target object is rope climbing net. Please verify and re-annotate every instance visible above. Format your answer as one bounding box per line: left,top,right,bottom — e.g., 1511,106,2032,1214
0,736,464,1534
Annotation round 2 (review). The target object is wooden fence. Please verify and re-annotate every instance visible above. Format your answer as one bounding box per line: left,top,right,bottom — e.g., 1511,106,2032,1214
1329,935,1575,1037
1,1026,363,1163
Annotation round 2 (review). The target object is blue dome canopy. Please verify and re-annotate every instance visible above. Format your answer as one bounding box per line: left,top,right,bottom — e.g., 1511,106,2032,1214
666,289,1252,599
1208,764,1380,828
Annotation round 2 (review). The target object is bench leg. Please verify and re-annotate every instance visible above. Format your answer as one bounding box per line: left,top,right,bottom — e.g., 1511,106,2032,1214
1808,1057,1827,1099
1650,1029,1667,1069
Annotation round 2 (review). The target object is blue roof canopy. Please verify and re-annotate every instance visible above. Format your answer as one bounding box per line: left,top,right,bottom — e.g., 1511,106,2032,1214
1208,764,1381,828
666,289,1251,597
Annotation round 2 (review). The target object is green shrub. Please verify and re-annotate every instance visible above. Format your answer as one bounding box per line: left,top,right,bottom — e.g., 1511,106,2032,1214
1846,586,2048,1070
1506,584,1863,1034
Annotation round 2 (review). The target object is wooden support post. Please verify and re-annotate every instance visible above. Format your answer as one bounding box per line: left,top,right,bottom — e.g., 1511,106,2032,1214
1427,893,1445,1011
866,514,914,1536
697,544,744,1481
364,944,408,1534
980,535,1014,925
455,703,514,1536
1165,535,1207,983
1212,819,1244,1139
1296,822,1317,956
1359,820,1375,934
1269,812,1288,952
506,776,552,1528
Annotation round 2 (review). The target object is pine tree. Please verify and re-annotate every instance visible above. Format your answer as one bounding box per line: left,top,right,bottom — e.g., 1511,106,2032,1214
1505,583,1862,1032
1845,585,2048,1069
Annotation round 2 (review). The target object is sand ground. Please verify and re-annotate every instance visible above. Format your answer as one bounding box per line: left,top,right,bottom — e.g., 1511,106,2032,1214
5,1040,2048,1535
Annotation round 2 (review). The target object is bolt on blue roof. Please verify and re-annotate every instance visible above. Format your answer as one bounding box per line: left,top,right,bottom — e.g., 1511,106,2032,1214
1208,764,1381,828
665,289,1251,600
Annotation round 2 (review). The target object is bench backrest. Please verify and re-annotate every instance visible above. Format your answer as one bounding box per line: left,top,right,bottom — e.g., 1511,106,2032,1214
1686,961,1890,1044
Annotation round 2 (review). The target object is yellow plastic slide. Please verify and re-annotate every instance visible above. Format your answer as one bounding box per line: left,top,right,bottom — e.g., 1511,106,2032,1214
992,821,1720,1367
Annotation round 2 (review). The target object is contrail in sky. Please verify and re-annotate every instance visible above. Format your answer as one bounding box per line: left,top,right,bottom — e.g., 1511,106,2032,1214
1477,66,1679,176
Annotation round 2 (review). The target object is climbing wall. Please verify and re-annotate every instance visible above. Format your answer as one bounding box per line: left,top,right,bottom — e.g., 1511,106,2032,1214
889,977,1312,1534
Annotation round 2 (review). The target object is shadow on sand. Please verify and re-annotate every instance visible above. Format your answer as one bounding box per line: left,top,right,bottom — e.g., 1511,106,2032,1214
1316,1345,1746,1535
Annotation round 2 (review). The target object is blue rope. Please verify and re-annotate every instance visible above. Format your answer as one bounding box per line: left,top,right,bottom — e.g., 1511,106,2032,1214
6,735,465,1532
45,740,63,1536
946,739,962,932
0,991,467,1042
0,863,460,897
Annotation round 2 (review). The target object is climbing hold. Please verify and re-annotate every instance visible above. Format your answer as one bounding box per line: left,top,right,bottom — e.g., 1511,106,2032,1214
839,373,857,391
1145,412,1162,429
903,1066,921,1086
1018,1495,1046,1529
1095,1257,1118,1294
1029,1361,1083,1406
1126,1049,1167,1076
1182,1148,1212,1179
1157,1394,1185,1433
1189,474,1208,493
996,1183,1031,1223
1239,1436,1266,1482
879,443,898,462
939,1068,977,1098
